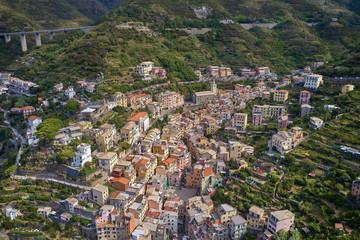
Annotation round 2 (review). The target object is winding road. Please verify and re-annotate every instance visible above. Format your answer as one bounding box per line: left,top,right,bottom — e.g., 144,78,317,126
0,107,25,166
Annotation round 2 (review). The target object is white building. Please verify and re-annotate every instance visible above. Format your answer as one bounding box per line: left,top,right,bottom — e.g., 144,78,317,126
72,143,92,167
28,116,42,127
309,117,324,129
65,87,76,99
324,105,340,111
230,215,247,240
221,110,232,121
5,206,20,220
162,211,178,234
304,74,323,90
97,152,118,174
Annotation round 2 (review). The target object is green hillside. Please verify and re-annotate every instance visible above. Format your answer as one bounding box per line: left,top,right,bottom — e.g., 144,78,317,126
3,0,360,88
0,0,126,32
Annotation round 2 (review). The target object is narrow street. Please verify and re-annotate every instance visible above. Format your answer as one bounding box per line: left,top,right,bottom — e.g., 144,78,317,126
12,174,92,190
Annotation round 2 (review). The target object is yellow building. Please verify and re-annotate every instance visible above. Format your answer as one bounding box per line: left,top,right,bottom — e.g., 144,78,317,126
218,204,237,226
152,139,169,158
113,92,127,107
206,122,218,136
116,161,136,184
273,90,289,102
120,122,139,144
97,130,114,151
229,141,242,160
234,113,248,130
247,206,267,233
342,84,354,94
75,121,92,130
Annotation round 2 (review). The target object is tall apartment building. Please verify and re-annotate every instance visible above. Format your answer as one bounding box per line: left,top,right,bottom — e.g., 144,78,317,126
120,122,139,145
267,210,295,234
127,112,150,133
270,127,303,154
273,90,288,102
301,104,314,117
113,92,127,107
304,74,323,90
72,143,92,168
299,90,311,105
230,215,247,240
207,66,232,78
247,206,267,233
156,91,184,109
218,204,237,226
351,177,360,201
234,113,248,130
127,93,152,109
97,152,118,174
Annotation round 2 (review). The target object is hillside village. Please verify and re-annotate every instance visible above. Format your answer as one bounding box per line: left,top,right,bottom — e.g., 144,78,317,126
0,60,359,240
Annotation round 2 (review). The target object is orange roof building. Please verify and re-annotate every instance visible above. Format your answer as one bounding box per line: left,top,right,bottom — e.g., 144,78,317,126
111,177,130,191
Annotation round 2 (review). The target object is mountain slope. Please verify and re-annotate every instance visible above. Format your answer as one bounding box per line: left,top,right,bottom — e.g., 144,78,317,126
0,0,126,32
4,0,360,86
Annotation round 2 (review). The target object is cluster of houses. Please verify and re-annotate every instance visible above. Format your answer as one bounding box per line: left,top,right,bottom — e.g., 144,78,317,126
0,74,37,95
136,61,167,82
3,63,360,240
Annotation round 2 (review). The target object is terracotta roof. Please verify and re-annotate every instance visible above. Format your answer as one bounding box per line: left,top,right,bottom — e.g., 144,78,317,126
127,112,148,122
161,158,174,166
28,116,41,121
203,167,214,177
300,90,310,94
23,106,35,110
112,177,130,185
136,159,148,166
110,192,120,198
335,223,344,229
135,93,150,98
146,211,160,218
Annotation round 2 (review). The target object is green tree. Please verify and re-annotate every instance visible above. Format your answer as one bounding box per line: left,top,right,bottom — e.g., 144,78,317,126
36,118,63,142
272,229,289,240
57,150,75,164
64,100,79,113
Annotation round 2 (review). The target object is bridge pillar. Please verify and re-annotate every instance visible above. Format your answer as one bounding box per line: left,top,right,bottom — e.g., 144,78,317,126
48,32,54,40
20,34,27,52
35,33,42,47
4,34,11,43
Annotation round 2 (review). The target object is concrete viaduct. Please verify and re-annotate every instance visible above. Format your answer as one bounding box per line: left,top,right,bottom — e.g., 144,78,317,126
0,26,94,52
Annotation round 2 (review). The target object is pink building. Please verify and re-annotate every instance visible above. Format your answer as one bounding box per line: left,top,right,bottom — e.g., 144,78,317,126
218,151,229,162
277,115,289,129
163,200,178,212
148,194,161,211
77,81,88,88
252,113,263,126
267,210,295,234
152,67,167,78
11,106,35,118
351,177,360,201
147,174,167,194
95,205,116,224
168,171,182,187
299,91,311,105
